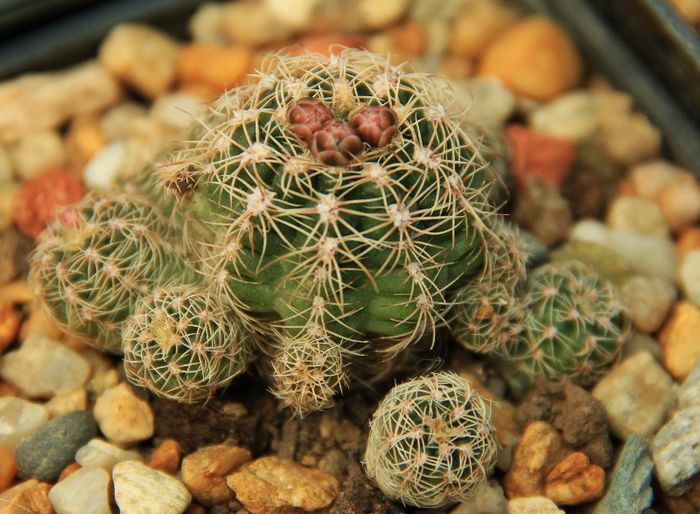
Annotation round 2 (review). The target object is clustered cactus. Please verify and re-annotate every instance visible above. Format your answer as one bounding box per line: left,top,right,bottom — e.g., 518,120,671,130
364,372,497,507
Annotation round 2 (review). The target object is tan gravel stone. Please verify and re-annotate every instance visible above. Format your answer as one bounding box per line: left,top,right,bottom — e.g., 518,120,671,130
181,444,250,506
93,383,154,445
659,301,700,380
0,479,53,514
544,452,605,506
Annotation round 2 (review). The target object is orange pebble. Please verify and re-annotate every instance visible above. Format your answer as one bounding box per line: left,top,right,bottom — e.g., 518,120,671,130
387,21,427,57
0,381,18,397
0,448,16,492
177,44,252,92
149,439,183,474
293,34,367,56
0,302,20,352
506,124,577,189
185,504,206,514
57,462,81,482
677,228,700,257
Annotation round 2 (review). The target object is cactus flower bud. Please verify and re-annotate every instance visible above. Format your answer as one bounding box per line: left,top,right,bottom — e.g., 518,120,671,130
311,119,363,166
350,105,398,147
287,98,333,142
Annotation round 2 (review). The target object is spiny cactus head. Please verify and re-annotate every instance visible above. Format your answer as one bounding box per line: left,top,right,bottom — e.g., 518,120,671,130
29,193,192,353
270,330,348,417
122,287,254,402
364,372,497,508
497,261,628,397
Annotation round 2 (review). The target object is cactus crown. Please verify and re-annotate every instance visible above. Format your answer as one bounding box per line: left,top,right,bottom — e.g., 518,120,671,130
122,286,254,402
364,371,497,508
29,194,192,353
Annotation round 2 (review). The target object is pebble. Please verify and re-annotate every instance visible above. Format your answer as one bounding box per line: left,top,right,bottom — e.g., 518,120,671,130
188,3,228,45
75,438,142,472
0,146,13,183
113,460,192,514
479,16,582,101
149,439,182,475
676,227,700,256
679,250,700,305
83,141,128,191
176,44,251,93
0,62,122,145
0,397,48,450
457,77,516,127
48,466,111,514
64,116,107,171
0,447,16,492
358,0,409,29
99,24,180,99
652,407,700,495
0,334,90,398
677,357,700,409
0,230,21,286
544,451,605,506
448,1,516,59
507,496,564,514
265,0,323,30
93,383,154,445
58,462,81,482
606,196,670,238
506,125,577,189
513,175,572,246
15,411,97,482
0,182,18,231
0,301,20,351
591,434,654,514
181,444,251,506
618,275,676,333
659,302,700,381
45,388,87,418
529,91,597,142
150,93,207,132
226,456,339,513
0,479,53,514
10,129,66,180
623,331,664,362
592,351,676,439
222,2,294,46
451,480,507,514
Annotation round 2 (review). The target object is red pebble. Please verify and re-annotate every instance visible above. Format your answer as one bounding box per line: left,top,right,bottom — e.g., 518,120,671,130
13,168,85,239
506,124,577,189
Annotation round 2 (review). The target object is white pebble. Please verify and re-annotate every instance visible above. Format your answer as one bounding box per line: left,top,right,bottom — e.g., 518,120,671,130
529,91,597,141
358,0,409,29
652,407,700,495
458,77,516,127
606,196,670,238
0,334,90,399
264,0,322,30
83,141,128,190
113,461,191,514
0,397,49,451
150,93,207,131
75,438,142,472
49,466,111,514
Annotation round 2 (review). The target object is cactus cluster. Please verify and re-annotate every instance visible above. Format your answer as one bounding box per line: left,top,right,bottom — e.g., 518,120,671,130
364,372,497,508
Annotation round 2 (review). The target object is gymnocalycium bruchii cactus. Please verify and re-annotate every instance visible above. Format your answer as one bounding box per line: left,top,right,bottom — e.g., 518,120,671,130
364,372,497,508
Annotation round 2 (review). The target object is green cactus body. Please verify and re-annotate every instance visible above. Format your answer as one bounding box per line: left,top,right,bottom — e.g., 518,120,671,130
163,50,506,412
363,372,497,508
122,287,254,402
496,262,627,396
29,194,192,353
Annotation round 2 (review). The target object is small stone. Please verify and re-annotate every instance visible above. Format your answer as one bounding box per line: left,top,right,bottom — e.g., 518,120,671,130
45,388,87,418
226,456,339,513
591,435,654,514
451,480,507,513
504,421,568,498
10,130,66,180
513,175,572,247
0,334,90,398
189,3,228,45
507,496,564,514
670,0,700,22
0,397,48,451
652,407,700,495
99,24,180,99
0,229,22,285
0,447,16,492
657,174,700,234
677,357,700,409
149,439,183,475
0,183,18,232
150,93,208,132
264,0,323,30
0,147,13,183
457,77,516,127
0,301,20,351
0,479,52,514
83,141,129,191
15,411,97,482
606,196,670,238
679,251,700,305
618,275,676,333
659,302,700,380
75,438,142,472
530,91,597,142
623,331,664,362
181,444,251,506
49,466,110,514
592,351,676,439
449,1,516,59
384,21,428,58
507,125,577,189
113,460,191,514
57,463,81,482
479,16,582,101
93,383,154,445
222,2,294,46
64,116,107,171
677,227,700,257
177,44,252,93
358,0,409,29
544,452,605,506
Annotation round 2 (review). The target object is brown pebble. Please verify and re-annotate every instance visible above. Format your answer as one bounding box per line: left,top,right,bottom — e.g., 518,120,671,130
57,462,81,482
544,452,605,506
0,302,20,352
0,447,16,492
177,44,252,92
181,444,251,506
149,438,182,474
0,479,53,513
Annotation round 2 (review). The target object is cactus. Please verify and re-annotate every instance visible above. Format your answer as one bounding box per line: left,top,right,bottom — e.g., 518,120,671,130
122,287,254,402
29,194,192,353
495,262,627,397
160,49,512,413
364,372,497,508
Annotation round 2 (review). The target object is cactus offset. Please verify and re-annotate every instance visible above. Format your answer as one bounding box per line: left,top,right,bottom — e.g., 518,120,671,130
364,372,497,508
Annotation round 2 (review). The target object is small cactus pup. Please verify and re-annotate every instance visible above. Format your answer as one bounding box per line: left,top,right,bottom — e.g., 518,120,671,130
167,49,510,414
496,261,628,397
122,286,254,402
364,372,498,508
29,194,192,353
